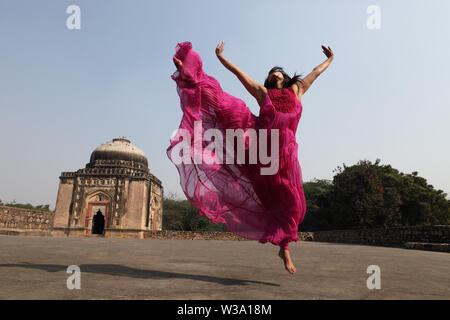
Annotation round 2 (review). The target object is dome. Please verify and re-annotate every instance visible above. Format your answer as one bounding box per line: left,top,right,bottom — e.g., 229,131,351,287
89,136,148,167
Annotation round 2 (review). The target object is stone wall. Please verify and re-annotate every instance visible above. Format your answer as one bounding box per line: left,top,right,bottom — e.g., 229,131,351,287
143,227,449,252
0,205,54,235
144,230,323,242
144,230,249,241
305,225,450,251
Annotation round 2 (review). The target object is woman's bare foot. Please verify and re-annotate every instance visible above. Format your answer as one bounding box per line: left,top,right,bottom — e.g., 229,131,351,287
173,56,182,71
278,247,296,274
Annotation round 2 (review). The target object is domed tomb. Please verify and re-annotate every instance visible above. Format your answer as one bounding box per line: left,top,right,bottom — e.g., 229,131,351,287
89,136,148,167
53,136,163,239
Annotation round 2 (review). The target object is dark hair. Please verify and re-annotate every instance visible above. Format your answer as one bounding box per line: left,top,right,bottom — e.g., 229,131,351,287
263,66,305,89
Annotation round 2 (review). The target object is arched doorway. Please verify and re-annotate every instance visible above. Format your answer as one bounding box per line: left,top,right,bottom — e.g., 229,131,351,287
84,191,111,236
92,209,105,235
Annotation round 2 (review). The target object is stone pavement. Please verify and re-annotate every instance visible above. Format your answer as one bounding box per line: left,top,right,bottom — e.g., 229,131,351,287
0,234,448,299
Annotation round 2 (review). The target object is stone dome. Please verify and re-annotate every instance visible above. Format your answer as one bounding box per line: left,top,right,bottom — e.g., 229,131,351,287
89,136,148,167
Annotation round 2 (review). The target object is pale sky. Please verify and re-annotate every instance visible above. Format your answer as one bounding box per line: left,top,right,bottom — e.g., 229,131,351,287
1,0,449,210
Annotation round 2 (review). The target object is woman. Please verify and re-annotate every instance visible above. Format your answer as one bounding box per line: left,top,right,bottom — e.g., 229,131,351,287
168,41,334,274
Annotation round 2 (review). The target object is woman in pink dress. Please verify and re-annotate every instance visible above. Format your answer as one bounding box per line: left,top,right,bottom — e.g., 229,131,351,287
168,41,334,274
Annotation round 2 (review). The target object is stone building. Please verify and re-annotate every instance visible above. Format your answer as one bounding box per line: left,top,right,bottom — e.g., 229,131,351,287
53,137,163,238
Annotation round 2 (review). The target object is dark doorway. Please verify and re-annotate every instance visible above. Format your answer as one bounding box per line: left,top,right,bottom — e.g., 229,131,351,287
92,209,105,235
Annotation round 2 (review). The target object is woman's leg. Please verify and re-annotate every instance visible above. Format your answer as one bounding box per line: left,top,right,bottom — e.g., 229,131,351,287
278,240,296,274
280,240,289,251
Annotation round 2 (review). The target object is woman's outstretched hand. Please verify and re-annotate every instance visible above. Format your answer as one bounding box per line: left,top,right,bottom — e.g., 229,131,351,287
321,45,334,60
216,41,224,58
173,55,182,71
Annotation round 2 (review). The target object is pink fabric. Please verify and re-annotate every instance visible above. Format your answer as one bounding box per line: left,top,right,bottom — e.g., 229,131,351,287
167,41,307,249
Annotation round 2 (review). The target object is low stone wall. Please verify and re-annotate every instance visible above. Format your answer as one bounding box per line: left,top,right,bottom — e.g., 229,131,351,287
404,242,449,252
0,205,54,235
143,227,449,252
144,230,315,242
306,225,450,251
144,230,249,241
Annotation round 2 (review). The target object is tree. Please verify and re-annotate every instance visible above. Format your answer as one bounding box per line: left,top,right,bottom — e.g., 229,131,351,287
301,179,334,231
164,190,182,201
396,171,449,226
162,197,227,231
304,159,449,231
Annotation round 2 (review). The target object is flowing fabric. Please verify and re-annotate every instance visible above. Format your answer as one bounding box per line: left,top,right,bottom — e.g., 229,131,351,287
166,41,307,250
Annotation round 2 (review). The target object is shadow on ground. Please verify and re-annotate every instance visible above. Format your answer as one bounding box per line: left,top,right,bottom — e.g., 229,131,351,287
0,262,280,287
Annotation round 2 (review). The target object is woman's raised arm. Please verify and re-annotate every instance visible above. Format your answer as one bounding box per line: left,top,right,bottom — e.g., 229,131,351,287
216,41,267,106
296,45,334,97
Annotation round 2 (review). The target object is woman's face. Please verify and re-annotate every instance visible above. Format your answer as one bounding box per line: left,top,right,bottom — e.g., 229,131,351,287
268,71,284,88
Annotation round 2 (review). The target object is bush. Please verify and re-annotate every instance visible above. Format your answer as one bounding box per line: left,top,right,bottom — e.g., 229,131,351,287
301,159,449,231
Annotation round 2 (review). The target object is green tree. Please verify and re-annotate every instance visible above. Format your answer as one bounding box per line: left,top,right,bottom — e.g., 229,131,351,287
307,159,449,230
162,196,227,231
301,179,334,231
397,171,449,226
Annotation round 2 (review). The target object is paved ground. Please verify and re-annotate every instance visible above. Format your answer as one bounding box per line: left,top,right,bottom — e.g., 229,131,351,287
0,234,448,300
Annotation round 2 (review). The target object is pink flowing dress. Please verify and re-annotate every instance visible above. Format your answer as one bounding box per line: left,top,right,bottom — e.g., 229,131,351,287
166,41,307,250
